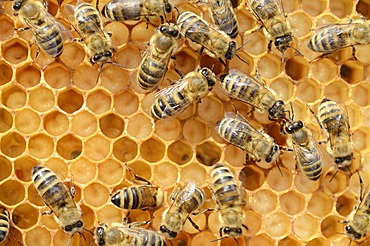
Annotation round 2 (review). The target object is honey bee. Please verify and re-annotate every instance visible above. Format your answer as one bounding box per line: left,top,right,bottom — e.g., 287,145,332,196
317,98,353,169
95,220,167,246
32,165,83,235
220,69,286,121
151,67,216,120
209,163,247,240
101,0,172,22
13,0,72,59
137,23,180,92
160,180,206,238
216,112,280,163
207,0,239,38
0,208,10,243
177,11,238,61
308,20,370,53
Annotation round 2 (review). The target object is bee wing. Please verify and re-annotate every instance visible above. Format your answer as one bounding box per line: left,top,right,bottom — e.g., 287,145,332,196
63,3,77,24
309,130,336,171
228,69,267,87
223,111,267,138
176,180,196,202
210,0,235,31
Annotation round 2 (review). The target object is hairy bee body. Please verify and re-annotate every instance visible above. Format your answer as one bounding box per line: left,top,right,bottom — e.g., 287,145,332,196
32,165,83,234
160,180,205,238
220,69,285,121
95,222,167,246
177,11,237,60
137,23,179,91
308,22,370,53
151,67,216,120
318,98,353,168
210,163,246,238
0,208,10,243
216,112,280,163
208,0,239,38
101,0,172,21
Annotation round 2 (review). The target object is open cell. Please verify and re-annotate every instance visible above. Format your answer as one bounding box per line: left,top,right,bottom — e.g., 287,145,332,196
154,119,181,141
352,126,370,152
85,134,110,161
1,132,26,158
128,161,152,181
104,22,129,47
100,113,124,139
87,89,112,114
239,165,265,191
340,60,364,84
330,0,352,18
59,42,85,68
324,80,349,103
29,87,55,112
28,134,54,159
270,77,294,101
249,234,274,246
196,141,221,166
43,111,69,136
279,236,300,246
15,108,41,134
355,44,370,65
228,51,254,75
311,58,338,84
58,89,83,114
73,64,98,90
173,48,199,75
14,156,37,182
71,111,97,137
0,62,12,86
293,215,318,241
280,190,306,215
321,216,344,238
0,15,14,40
0,156,12,181
288,12,312,38
168,140,193,165
101,65,129,93
266,167,292,192
285,56,308,80
84,183,110,207
16,64,41,88
197,96,223,122
28,185,44,206
0,108,12,133
140,137,165,162
56,134,82,160
0,180,25,205
236,8,255,33
251,189,277,214
282,0,300,13
243,31,267,56
43,63,70,89
1,85,26,109
116,45,142,69
98,159,124,185
307,192,333,217
264,212,291,238
294,175,320,194
302,0,326,16
296,78,321,103
152,162,178,188
96,204,124,226
114,90,139,116
127,113,153,140
2,39,28,64
357,0,370,19
347,103,363,130
224,144,246,168
180,163,207,186
12,204,38,229
183,117,208,143
336,192,357,217
25,227,51,246
131,22,155,49
113,137,138,162
257,54,282,79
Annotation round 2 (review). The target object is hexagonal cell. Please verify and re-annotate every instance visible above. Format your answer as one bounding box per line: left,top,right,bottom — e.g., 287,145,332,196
84,183,110,207
104,22,129,47
28,134,54,159
2,39,28,64
101,65,129,93
15,108,41,134
0,156,12,181
1,85,26,109
200,55,223,76
296,78,322,103
266,167,292,192
311,58,338,84
140,137,165,162
302,0,326,16
307,237,330,246
173,48,199,75
308,192,333,217
127,113,153,140
180,162,207,186
71,111,97,137
257,54,282,79
73,64,98,90
324,80,349,102
0,61,13,86
191,232,215,246
228,50,254,74
282,0,300,13
293,214,319,241
330,0,352,18
243,31,267,56
96,204,124,226
355,44,370,65
321,215,344,239
270,77,294,101
85,134,110,161
128,161,152,181
100,113,124,139
57,89,83,114
278,236,300,246
183,117,208,144
42,63,70,89
347,103,363,130
12,204,38,229
0,108,12,133
116,45,141,69
224,144,246,167
113,137,138,162
168,140,193,165
29,87,55,112
14,156,37,182
249,234,274,246
280,190,306,215
336,192,357,217
131,22,155,49
340,60,364,84
25,227,51,246
43,110,69,136
197,96,223,123
98,159,124,185
294,174,320,194
285,56,308,80
239,165,265,191
0,15,14,40
184,213,206,234
152,162,178,188
265,212,291,238
195,141,221,166
87,89,112,114
288,11,312,38
114,90,139,116
56,134,82,160
251,189,277,214
16,64,41,88
154,119,181,141
352,126,370,152
0,180,25,205
28,184,44,206
59,42,85,68
1,132,26,158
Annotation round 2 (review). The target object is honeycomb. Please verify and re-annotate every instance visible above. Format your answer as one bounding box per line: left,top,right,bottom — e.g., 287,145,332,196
0,0,369,245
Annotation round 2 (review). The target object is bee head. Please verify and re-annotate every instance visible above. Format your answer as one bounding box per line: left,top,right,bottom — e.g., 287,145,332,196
335,154,353,168
268,100,285,121
266,145,280,163
200,68,216,90
275,34,292,53
92,51,112,63
345,225,363,241
159,24,179,38
222,227,243,237
13,0,23,11
225,41,237,60
285,120,303,134
95,226,106,246
159,225,177,238
64,220,83,234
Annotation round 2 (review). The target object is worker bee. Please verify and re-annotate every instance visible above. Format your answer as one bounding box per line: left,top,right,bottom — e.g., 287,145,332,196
317,98,353,169
216,112,280,163
308,20,370,53
101,0,172,22
220,69,286,121
207,0,239,38
137,23,180,92
32,165,83,235
95,220,167,246
0,208,10,243
209,163,247,240
151,67,216,120
177,11,238,61
160,180,206,238
13,0,72,59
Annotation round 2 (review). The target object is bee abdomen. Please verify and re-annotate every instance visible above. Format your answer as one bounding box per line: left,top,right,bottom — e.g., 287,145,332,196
177,12,208,43
102,0,140,21
309,29,349,52
35,23,63,57
300,160,322,181
151,91,189,119
138,60,167,89
0,210,9,243
217,118,251,148
75,3,101,33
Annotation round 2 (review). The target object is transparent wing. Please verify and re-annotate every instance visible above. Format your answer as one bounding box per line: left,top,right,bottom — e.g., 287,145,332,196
176,180,196,203
210,0,235,32
228,69,266,87
309,130,336,171
311,23,357,48
63,3,76,24
223,111,268,139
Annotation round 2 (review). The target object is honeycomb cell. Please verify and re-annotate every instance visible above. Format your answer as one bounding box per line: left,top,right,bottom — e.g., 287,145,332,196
14,156,37,182
308,192,333,217
294,174,320,194
340,60,364,84
257,54,282,79
29,134,54,159
183,117,208,143
131,22,155,49
279,236,300,246
355,44,370,65
196,141,221,166
224,145,246,168
353,126,370,152
285,56,308,81
104,22,129,47
322,170,347,194
249,234,274,246
352,82,370,107
100,113,124,139
329,0,352,18
127,113,153,140
302,0,326,16
85,134,110,161
43,111,69,136
296,78,322,103
0,108,12,133
347,103,363,130
180,163,207,186
84,183,110,207
184,213,206,234
293,215,319,241
243,31,267,56
29,87,55,112
0,15,14,41
114,90,139,116
311,58,338,84
168,140,193,165
1,85,26,109
228,50,254,74
0,156,11,181
266,167,292,192
173,48,199,75
321,215,344,239
239,165,265,191
113,137,138,162
59,42,85,68
53,229,82,246
73,64,98,90
87,89,112,114
98,159,124,185
2,39,28,64
14,108,40,134
282,0,300,13
154,119,181,141
101,65,129,93
28,184,44,206
288,12,312,38
128,161,152,181
152,162,178,187
12,204,38,229
57,89,83,114
140,137,165,162
96,204,123,226
25,227,51,246
270,77,294,102
336,192,357,217
0,62,12,86
16,64,41,88
265,212,291,238
236,8,255,33
198,96,223,122
0,180,25,205
307,237,330,246
244,210,262,237
324,80,349,102
116,45,141,69
280,190,305,215
1,132,26,158
70,111,97,137
251,189,277,214
56,134,82,160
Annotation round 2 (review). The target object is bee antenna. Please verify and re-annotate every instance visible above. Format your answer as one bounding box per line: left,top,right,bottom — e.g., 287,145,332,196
329,170,338,182
211,237,227,243
236,40,251,51
287,45,304,57
347,166,353,176
11,233,23,246
276,161,283,177
234,238,240,246
235,54,249,65
105,61,128,70
96,63,104,84
168,239,174,246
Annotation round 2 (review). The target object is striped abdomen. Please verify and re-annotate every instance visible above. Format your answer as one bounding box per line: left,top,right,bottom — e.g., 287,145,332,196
0,209,9,243
297,144,322,181
138,53,170,90
319,98,347,133
75,3,102,35
308,25,354,52
216,117,252,151
102,0,141,21
32,22,63,57
210,0,238,38
122,227,167,246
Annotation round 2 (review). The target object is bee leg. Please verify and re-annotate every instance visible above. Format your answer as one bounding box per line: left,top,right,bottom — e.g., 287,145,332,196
31,46,41,65
268,40,272,52
15,27,30,32
10,233,23,246
128,220,152,228
187,216,201,231
242,224,249,231
145,17,150,29
124,163,151,185
351,46,357,60
308,105,324,129
42,210,53,216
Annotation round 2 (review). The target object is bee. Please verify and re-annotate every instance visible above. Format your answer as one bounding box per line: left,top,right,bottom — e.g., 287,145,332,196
209,163,247,240
95,220,167,246
220,69,286,121
151,67,216,120
317,98,353,169
216,112,280,163
160,180,206,239
0,208,10,243
308,20,370,53
101,0,172,22
177,11,238,61
208,0,239,38
32,165,83,235
137,23,180,92
13,0,72,59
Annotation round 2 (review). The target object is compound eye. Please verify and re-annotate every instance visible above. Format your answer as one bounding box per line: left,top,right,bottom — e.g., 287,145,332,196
104,51,112,57
171,30,179,36
13,2,21,10
170,231,177,238
97,227,104,236
159,225,167,233
64,225,72,232
165,3,172,12
201,68,209,77
297,121,303,128
224,227,231,233
236,228,242,234
76,220,84,228
93,54,101,62
160,25,167,33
